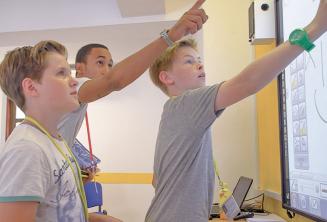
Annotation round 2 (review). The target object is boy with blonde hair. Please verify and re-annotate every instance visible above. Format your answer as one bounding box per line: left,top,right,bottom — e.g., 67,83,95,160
0,41,87,222
145,1,327,221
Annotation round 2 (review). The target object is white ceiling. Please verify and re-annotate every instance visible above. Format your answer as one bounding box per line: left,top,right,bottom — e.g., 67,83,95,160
0,0,195,34
0,0,198,60
117,0,165,17
0,21,178,59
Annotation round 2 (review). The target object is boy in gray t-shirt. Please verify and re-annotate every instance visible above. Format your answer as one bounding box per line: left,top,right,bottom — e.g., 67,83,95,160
146,84,224,222
146,2,327,219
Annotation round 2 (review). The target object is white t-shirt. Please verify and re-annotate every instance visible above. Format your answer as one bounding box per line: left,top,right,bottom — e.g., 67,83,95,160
0,124,86,222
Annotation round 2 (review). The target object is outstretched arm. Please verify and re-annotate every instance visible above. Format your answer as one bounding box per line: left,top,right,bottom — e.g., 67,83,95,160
215,0,327,111
78,0,208,103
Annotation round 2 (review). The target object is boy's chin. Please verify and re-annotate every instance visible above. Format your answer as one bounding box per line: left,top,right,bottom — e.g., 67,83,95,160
190,83,206,90
65,102,80,114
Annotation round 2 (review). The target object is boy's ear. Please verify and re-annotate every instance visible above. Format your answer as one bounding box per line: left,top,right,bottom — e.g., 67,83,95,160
75,63,85,77
159,71,174,86
21,78,39,97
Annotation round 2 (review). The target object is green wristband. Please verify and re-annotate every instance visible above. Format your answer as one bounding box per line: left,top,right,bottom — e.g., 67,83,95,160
289,29,315,52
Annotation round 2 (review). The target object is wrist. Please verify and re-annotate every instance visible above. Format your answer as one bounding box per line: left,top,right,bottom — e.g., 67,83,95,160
167,25,186,42
160,29,175,47
289,28,315,52
305,22,324,42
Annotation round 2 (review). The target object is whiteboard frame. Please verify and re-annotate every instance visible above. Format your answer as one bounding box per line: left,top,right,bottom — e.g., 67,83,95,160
277,0,327,221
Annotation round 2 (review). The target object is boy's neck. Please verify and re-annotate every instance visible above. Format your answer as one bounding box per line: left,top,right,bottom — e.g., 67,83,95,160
168,89,183,98
24,110,62,140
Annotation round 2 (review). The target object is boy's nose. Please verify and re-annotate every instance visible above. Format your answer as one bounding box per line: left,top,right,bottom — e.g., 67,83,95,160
100,66,110,77
70,77,78,87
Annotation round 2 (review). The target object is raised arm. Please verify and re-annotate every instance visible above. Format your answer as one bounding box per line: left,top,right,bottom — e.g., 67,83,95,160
78,0,208,103
215,0,327,111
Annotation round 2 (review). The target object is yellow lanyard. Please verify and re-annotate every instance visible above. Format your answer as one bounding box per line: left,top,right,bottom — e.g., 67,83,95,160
24,116,88,221
213,158,230,198
213,159,223,187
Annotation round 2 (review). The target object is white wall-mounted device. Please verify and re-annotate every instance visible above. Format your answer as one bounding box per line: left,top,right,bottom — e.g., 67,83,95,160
248,0,276,44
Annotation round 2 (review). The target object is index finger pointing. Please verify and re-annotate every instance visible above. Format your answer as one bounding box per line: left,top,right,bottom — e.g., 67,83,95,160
190,0,206,10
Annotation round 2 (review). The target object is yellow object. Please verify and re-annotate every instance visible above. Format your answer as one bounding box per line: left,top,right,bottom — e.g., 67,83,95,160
255,42,282,193
255,43,314,221
218,182,231,205
95,172,153,184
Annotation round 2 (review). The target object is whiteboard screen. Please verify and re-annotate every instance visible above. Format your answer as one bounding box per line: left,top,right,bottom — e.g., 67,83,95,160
278,0,327,221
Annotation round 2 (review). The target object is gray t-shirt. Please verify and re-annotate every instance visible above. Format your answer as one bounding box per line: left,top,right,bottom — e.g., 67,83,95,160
58,77,89,148
0,124,86,222
145,84,224,222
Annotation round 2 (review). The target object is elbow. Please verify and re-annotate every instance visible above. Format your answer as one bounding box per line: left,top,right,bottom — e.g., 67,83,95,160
111,81,124,92
104,74,125,92
250,85,261,95
246,86,261,97
239,82,259,98
244,76,265,96
114,81,125,91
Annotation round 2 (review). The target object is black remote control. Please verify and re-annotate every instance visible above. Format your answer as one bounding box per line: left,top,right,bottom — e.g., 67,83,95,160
234,212,254,220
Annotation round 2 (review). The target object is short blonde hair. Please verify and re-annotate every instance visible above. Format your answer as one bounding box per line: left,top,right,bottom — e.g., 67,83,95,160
0,40,67,111
149,38,198,95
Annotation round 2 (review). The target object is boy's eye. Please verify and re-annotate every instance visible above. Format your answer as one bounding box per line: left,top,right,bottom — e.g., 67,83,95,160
57,69,71,77
97,60,104,65
57,70,66,75
186,59,195,64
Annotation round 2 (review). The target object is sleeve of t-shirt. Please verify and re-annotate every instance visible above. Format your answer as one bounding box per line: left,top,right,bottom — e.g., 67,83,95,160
76,77,90,101
173,83,224,130
0,141,51,203
57,77,89,147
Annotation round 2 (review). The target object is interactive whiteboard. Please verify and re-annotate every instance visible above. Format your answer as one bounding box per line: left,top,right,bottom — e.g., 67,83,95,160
278,0,327,221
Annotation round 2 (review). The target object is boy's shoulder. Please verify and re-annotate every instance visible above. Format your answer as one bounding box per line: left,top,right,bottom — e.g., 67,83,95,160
0,125,52,172
76,77,90,91
165,84,220,107
4,124,50,155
